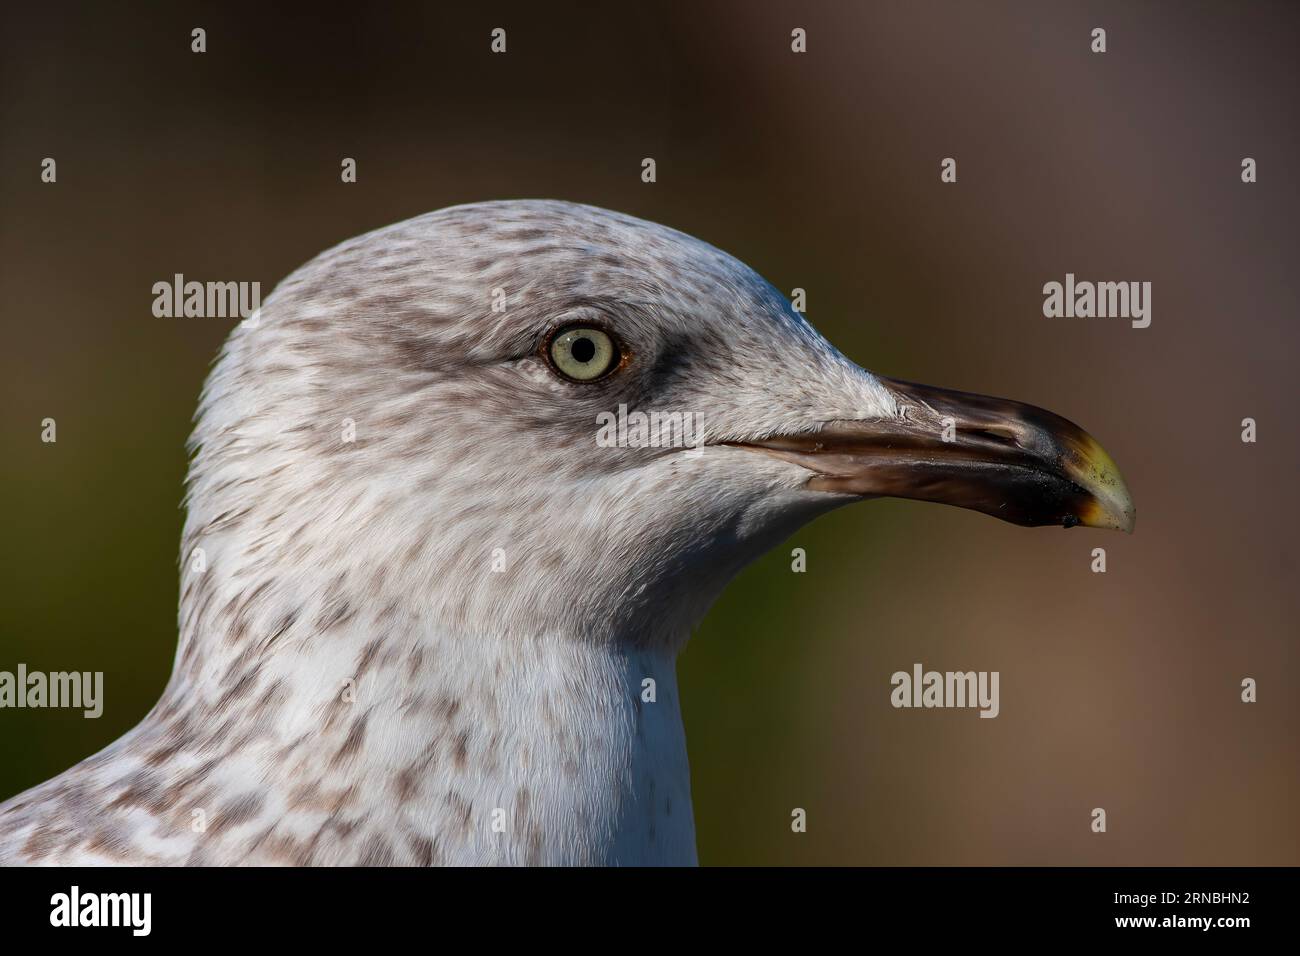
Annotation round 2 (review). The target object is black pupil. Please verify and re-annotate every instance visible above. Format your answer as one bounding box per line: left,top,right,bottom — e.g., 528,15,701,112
570,336,596,363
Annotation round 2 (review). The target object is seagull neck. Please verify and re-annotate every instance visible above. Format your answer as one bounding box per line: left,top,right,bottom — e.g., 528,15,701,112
161,599,699,863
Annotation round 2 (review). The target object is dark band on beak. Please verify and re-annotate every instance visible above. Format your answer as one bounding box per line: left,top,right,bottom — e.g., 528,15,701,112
730,376,1135,532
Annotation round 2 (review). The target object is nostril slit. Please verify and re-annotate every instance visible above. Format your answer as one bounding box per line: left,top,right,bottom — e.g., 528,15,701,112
965,427,1019,447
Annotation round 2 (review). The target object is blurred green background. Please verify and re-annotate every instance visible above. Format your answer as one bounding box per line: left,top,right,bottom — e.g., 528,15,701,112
2,1,1296,864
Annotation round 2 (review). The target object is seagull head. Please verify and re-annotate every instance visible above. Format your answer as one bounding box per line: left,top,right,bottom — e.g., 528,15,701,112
188,199,1134,653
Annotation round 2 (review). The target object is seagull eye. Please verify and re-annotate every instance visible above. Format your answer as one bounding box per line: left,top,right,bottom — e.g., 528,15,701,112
548,326,619,382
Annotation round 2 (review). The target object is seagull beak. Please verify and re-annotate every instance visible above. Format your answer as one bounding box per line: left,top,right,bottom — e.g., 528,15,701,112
733,376,1135,532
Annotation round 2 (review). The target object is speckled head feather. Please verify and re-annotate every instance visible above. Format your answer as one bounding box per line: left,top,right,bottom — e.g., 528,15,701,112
0,200,1131,866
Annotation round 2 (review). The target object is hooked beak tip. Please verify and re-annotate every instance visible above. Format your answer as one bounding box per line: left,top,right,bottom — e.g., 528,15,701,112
1070,436,1136,534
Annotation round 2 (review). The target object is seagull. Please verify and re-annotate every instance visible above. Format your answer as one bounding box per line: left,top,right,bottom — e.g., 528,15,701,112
0,200,1134,866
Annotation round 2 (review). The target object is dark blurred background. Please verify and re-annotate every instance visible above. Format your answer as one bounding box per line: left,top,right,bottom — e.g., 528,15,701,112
2,1,1296,865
